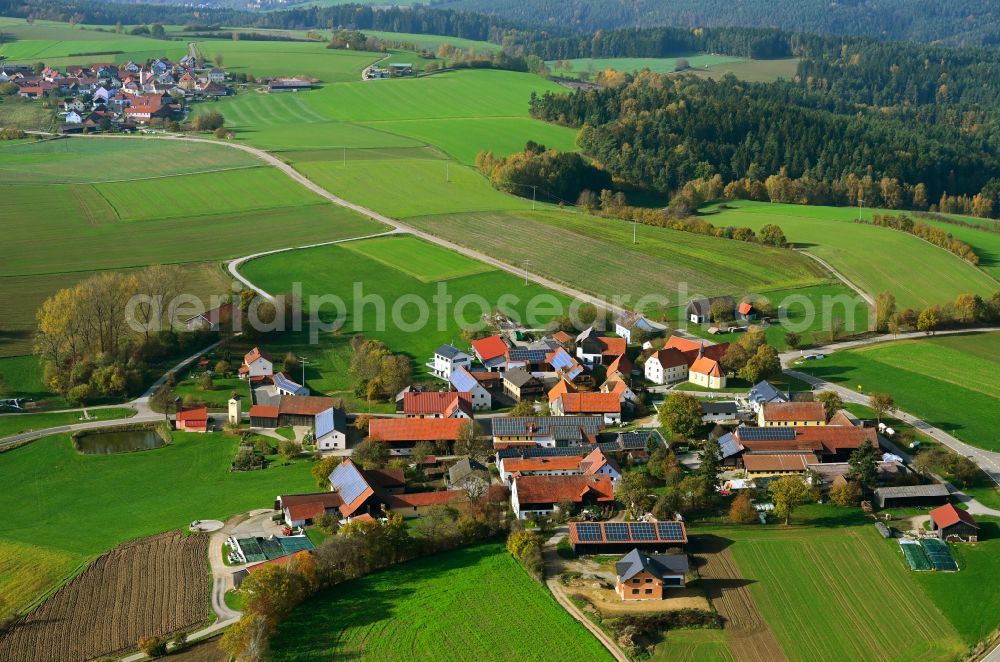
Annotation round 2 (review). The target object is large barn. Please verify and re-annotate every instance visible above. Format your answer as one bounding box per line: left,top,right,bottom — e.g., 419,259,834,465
568,520,687,554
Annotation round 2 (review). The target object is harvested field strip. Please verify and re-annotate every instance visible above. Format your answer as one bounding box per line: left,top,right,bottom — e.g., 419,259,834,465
0,531,210,662
0,540,84,617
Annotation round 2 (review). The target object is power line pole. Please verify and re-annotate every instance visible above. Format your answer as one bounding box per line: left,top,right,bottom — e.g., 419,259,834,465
531,185,537,211
299,356,310,387
858,197,864,220
522,259,531,286
633,219,637,244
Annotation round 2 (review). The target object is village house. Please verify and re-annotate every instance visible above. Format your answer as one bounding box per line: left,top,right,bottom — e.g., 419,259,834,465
249,394,346,449
272,372,309,397
615,312,658,343
471,335,509,371
502,367,545,402
182,303,234,332
449,366,492,410
239,347,274,380
615,548,689,599
758,401,826,427
600,375,639,406
575,327,627,366
686,296,736,324
929,503,979,542
606,353,634,380
499,447,620,484
510,473,615,518
448,458,489,490
551,391,622,424
546,347,593,389
701,401,740,424
402,391,473,419
644,336,729,389
740,380,789,413
718,423,878,474
427,344,471,380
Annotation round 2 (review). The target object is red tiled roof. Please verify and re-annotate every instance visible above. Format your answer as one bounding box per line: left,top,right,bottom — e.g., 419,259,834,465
513,474,615,505
176,407,208,422
369,418,466,442
548,378,576,403
285,501,326,521
471,335,508,361
403,391,471,416
599,337,627,357
601,377,629,398
651,347,689,369
930,503,979,530
559,392,621,414
665,335,703,353
473,372,502,382
743,454,815,472
793,425,875,452
738,302,753,315
249,404,279,419
690,356,722,377
244,347,267,365
505,455,586,473
278,395,336,416
607,354,633,376
580,447,615,475
762,401,826,422
552,331,573,343
386,490,468,508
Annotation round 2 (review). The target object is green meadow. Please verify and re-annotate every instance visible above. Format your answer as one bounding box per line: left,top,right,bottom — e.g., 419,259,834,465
0,18,186,64
919,217,1000,280
0,137,260,184
0,431,315,614
795,332,1000,451
0,407,135,438
705,201,998,309
270,542,612,661
238,235,571,406
95,166,325,222
194,39,383,82
363,29,501,53
406,209,828,302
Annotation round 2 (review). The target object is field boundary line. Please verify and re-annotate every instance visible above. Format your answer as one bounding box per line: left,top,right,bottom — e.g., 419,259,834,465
795,249,875,329
44,163,265,186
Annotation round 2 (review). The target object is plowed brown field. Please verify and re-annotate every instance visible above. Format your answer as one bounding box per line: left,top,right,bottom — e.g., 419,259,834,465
0,531,209,662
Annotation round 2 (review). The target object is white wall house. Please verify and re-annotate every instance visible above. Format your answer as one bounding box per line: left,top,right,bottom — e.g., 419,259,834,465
450,366,491,410
644,349,689,385
315,407,347,451
428,344,471,380
240,348,273,380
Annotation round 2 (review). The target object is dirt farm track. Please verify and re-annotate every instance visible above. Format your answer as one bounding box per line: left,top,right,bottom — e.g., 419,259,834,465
691,535,786,661
0,531,209,662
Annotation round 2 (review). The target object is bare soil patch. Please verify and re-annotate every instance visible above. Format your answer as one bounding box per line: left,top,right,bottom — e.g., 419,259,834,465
0,531,210,662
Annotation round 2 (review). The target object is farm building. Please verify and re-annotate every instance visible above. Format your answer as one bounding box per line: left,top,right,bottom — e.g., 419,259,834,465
701,401,740,423
175,406,209,433
268,78,313,92
758,401,826,427
569,521,688,554
686,296,735,324
183,303,235,331
740,380,789,413
575,327,626,366
644,336,729,389
239,347,273,380
930,503,979,542
615,312,658,343
275,492,345,527
503,367,546,402
875,484,951,509
499,448,620,485
551,391,622,424
249,404,279,428
510,474,614,518
471,335,509,370
615,548,689,599
272,372,309,397
491,416,605,448
368,417,466,453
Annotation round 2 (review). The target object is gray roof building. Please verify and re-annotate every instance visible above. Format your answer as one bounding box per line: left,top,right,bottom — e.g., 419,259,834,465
616,548,689,582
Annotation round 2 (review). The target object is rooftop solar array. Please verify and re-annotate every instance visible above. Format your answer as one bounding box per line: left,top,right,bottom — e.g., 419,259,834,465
570,520,688,545
616,430,666,450
497,446,595,459
492,416,605,437
449,367,478,392
737,426,796,441
507,348,547,362
330,461,369,505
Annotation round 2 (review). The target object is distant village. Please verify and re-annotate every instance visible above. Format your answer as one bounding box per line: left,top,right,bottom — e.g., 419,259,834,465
0,55,314,133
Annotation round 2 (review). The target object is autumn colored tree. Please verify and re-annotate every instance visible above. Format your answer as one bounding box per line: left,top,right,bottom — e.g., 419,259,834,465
730,493,758,524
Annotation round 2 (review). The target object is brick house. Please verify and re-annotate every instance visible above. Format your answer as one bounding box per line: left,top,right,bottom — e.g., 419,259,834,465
615,548,689,600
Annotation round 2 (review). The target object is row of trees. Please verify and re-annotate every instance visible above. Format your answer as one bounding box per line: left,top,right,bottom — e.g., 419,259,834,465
348,335,412,403
875,290,1000,335
861,214,980,264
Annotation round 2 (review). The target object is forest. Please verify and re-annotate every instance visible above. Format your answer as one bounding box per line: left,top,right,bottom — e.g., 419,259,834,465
529,73,1000,207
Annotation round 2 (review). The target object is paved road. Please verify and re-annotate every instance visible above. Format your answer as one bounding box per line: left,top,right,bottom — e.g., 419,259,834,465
796,249,876,327
781,327,1000,487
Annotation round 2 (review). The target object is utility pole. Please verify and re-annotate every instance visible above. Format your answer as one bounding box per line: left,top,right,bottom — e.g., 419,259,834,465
522,259,531,286
858,197,864,220
299,356,310,387
531,185,537,211
633,219,637,244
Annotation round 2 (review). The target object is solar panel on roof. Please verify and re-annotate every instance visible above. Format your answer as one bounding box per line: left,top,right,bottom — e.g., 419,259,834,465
575,523,602,542
605,523,629,541
655,521,684,541
331,462,368,504
630,523,656,540
738,427,796,441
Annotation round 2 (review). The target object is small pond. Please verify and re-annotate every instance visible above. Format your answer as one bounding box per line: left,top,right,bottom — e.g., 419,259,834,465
75,429,166,454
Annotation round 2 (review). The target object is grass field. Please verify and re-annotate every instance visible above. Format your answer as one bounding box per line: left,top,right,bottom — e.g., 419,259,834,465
694,507,967,661
95,167,325,222
689,57,801,83
406,209,828,302
0,407,135,438
704,201,998,309
363,29,501,53
0,137,260,184
549,54,743,77
795,332,1000,451
194,39,383,82
0,18,186,64
919,217,1000,280
269,542,612,661
0,97,55,131
340,235,495,281
239,236,571,406
0,430,315,614
911,517,1000,644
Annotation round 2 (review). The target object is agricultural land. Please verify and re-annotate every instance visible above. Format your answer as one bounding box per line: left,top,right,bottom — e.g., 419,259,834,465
269,542,613,661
